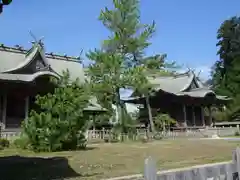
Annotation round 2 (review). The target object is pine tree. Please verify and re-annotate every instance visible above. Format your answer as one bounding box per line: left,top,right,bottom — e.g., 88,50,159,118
87,0,156,133
23,71,91,152
126,54,177,132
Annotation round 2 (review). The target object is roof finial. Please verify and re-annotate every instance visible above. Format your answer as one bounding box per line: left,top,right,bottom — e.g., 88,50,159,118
29,30,38,43
197,70,202,78
29,30,45,48
77,49,83,62
186,65,192,76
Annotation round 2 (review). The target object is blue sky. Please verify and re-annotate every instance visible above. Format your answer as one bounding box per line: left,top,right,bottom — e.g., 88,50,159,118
0,0,239,96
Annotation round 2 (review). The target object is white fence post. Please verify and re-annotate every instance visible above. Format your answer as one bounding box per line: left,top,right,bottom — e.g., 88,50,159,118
232,147,240,180
144,156,157,180
142,148,240,180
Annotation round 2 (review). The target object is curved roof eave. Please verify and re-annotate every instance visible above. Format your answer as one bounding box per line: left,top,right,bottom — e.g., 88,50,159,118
0,71,59,82
179,71,195,92
177,90,215,98
2,44,43,73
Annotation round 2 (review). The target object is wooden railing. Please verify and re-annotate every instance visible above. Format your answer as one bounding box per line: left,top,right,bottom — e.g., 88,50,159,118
86,127,239,142
0,126,238,141
144,147,240,180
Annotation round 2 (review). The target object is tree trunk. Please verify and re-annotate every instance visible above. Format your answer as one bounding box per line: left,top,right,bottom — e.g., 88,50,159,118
145,94,155,133
116,90,122,124
115,89,125,141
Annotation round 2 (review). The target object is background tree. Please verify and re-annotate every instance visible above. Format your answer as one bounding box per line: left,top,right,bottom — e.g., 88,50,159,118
154,113,176,131
87,0,156,133
22,71,91,152
211,16,240,121
89,82,115,129
211,16,240,96
126,54,178,132
0,0,12,14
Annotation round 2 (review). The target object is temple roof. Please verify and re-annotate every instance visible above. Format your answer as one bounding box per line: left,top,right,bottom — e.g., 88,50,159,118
0,42,104,111
0,43,85,82
147,71,204,94
127,71,230,102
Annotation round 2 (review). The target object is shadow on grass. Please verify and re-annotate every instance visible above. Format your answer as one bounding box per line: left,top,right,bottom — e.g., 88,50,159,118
0,155,81,180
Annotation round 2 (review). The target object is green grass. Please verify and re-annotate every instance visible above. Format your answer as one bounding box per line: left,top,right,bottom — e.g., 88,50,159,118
0,140,239,180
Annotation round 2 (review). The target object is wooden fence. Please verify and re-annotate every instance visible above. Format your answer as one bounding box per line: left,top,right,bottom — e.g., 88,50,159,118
144,147,240,180
0,126,238,141
86,127,239,142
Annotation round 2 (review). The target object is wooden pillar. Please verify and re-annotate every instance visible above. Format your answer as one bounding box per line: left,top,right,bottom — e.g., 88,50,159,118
0,96,1,129
2,95,7,129
192,106,196,126
208,106,213,127
182,104,187,127
201,107,205,127
25,96,29,119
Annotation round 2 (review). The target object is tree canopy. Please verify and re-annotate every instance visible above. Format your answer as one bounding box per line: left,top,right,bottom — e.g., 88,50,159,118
211,16,240,121
87,0,160,132
22,71,90,152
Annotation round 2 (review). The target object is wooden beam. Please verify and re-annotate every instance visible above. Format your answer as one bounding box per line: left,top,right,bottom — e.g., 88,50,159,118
25,96,29,119
201,107,205,127
192,106,196,126
183,104,187,127
208,106,213,127
2,95,7,129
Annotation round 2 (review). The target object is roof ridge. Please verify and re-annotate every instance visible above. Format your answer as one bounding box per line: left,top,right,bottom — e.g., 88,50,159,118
173,70,193,78
0,43,81,62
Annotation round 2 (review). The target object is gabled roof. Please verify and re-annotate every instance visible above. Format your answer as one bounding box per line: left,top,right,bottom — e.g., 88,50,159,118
0,71,59,82
0,42,104,111
0,43,85,82
147,71,204,94
127,71,230,101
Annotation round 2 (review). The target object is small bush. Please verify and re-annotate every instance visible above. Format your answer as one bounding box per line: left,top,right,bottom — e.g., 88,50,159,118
153,133,163,140
109,139,119,143
0,138,10,148
140,136,149,143
234,131,240,136
104,137,109,143
14,136,31,150
21,71,91,152
104,136,119,143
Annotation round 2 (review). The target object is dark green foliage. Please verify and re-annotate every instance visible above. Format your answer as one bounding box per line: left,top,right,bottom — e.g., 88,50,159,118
14,135,31,149
211,16,240,120
0,138,10,148
154,113,176,131
22,71,90,152
87,0,156,134
212,16,240,97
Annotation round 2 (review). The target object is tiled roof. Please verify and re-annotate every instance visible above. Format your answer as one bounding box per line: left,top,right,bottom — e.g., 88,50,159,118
0,42,103,111
0,43,84,82
127,71,230,101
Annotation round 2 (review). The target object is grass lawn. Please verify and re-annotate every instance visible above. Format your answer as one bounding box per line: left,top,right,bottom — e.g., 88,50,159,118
0,139,240,180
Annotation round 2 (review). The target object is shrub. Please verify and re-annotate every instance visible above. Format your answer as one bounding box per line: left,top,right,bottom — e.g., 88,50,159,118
22,71,92,152
234,131,240,136
0,138,10,148
109,139,119,143
153,132,163,140
13,135,31,149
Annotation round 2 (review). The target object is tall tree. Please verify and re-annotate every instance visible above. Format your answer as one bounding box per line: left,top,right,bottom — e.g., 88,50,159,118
127,54,177,132
211,16,240,97
211,16,240,120
87,0,155,132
